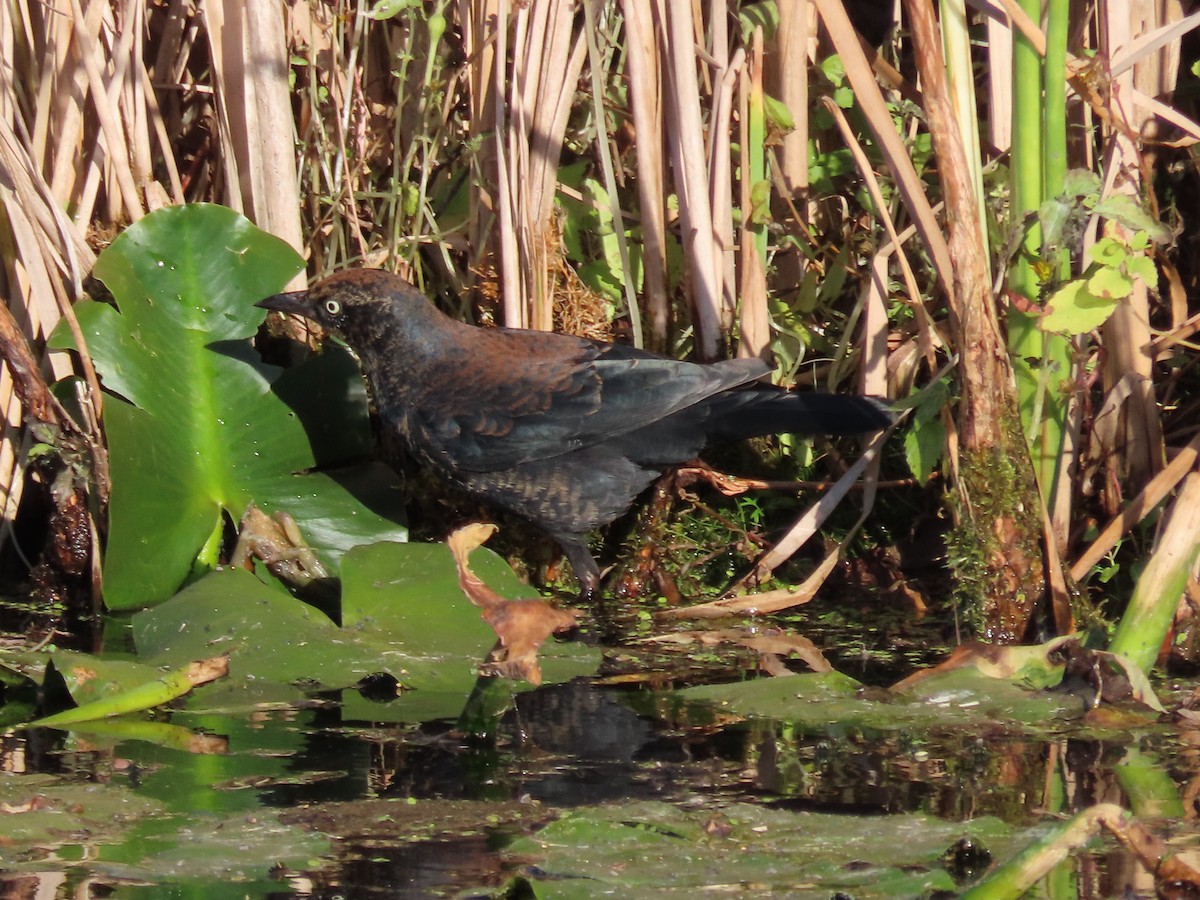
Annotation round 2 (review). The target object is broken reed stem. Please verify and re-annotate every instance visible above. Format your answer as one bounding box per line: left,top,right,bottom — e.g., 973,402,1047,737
775,0,810,197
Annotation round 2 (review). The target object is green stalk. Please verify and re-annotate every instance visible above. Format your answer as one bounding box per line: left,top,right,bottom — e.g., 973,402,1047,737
1108,473,1200,674
1037,0,1074,514
1115,749,1187,819
1043,0,1069,233
1109,538,1200,673
961,804,1125,899
29,657,228,728
1007,0,1071,504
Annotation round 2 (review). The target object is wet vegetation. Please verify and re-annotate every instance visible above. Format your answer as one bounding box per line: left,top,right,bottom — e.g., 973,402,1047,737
2,0,1200,896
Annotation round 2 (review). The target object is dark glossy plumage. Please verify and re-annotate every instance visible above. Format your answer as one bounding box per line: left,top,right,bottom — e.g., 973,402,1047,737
257,269,892,599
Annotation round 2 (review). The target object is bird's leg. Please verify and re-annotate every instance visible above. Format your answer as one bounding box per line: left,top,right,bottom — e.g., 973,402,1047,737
560,538,624,644
560,540,601,605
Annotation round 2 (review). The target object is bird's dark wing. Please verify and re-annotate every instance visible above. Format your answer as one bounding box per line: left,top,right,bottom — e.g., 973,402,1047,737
408,329,770,473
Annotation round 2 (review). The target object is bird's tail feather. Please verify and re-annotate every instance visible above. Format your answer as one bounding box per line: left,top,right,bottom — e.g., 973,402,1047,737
702,390,893,441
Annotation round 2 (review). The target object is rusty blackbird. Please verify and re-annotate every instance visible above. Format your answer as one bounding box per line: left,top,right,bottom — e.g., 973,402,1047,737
257,269,892,600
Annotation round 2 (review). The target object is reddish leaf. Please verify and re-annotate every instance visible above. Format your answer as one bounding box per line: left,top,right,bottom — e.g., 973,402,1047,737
448,524,580,685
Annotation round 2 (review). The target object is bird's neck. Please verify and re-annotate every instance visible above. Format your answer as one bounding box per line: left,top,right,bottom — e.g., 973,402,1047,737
353,302,467,405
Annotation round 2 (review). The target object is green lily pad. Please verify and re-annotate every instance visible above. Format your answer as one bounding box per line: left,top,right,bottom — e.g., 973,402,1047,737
49,204,407,609
0,772,328,890
0,773,165,846
340,540,530,651
677,666,1083,735
132,544,598,720
503,800,1013,898
1,540,598,730
337,540,599,722
132,568,396,689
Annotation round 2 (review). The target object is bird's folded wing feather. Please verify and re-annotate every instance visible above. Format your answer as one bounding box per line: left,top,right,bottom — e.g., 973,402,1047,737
412,334,770,472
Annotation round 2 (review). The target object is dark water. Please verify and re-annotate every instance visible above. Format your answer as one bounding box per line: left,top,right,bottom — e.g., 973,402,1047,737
2,668,1193,898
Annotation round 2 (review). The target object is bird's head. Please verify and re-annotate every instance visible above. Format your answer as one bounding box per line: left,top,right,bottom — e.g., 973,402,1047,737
256,269,430,349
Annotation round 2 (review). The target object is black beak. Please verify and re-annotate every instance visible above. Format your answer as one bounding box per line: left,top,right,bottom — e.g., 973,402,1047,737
256,291,314,317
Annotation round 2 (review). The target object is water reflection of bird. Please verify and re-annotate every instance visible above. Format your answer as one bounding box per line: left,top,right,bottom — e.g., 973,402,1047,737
258,270,892,600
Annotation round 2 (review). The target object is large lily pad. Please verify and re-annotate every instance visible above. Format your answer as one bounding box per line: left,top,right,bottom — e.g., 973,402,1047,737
132,543,598,721
340,540,531,653
503,800,1013,898
133,568,405,689
0,772,329,890
676,665,1085,736
50,204,407,609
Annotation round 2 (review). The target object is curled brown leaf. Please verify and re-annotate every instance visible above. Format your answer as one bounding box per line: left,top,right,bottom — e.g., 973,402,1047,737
448,523,580,685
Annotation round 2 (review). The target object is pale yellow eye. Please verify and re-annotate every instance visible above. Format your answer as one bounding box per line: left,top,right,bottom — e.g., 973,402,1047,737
324,299,342,316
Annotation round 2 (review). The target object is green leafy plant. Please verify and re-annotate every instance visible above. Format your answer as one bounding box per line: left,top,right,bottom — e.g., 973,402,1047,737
50,204,407,609
903,378,951,483
1041,229,1159,335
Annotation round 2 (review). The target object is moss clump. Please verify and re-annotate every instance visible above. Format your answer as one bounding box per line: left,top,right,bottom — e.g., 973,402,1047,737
945,429,1045,642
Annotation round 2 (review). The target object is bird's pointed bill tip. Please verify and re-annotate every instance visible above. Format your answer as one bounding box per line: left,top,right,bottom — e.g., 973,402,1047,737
255,291,311,315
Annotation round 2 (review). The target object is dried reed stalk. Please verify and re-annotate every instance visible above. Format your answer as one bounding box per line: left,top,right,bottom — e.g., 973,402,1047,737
476,0,586,330
810,0,954,284
1095,0,1169,490
775,0,811,197
736,34,768,361
661,1,722,359
206,0,304,280
621,0,669,350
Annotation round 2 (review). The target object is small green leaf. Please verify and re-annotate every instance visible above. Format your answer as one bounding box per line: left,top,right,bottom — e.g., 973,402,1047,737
1088,236,1127,267
820,54,846,85
427,11,447,43
1087,265,1132,299
833,85,855,109
917,379,951,421
1126,253,1158,288
1061,168,1102,199
1038,197,1072,247
762,94,795,131
748,179,772,225
738,1,780,40
904,416,945,483
1040,279,1119,334
401,182,420,217
1092,193,1172,244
